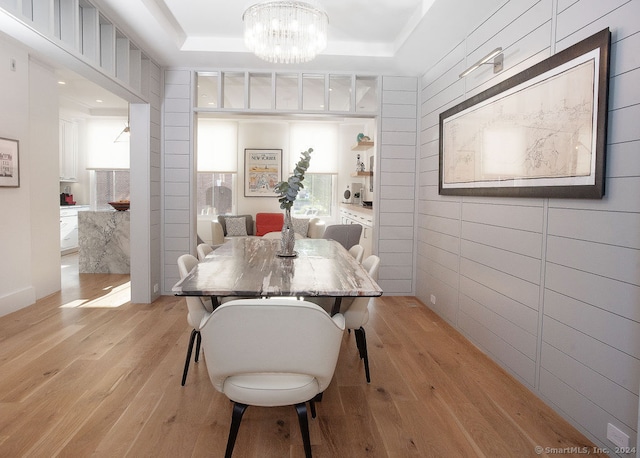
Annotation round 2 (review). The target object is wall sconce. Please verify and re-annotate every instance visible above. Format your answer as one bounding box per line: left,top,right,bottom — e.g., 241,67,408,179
459,47,504,78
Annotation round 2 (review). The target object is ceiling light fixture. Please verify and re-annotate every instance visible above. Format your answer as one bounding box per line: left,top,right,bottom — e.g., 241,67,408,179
459,47,504,78
242,0,329,64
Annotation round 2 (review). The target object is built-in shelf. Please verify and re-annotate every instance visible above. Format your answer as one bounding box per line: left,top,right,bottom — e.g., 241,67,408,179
351,171,373,177
351,141,374,151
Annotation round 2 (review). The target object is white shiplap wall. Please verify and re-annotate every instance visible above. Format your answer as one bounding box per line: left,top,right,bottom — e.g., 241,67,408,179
130,58,163,303
418,0,639,452
378,76,418,295
163,70,193,292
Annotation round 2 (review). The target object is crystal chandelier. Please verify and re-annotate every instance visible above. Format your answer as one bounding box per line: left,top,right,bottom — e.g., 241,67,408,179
242,1,329,64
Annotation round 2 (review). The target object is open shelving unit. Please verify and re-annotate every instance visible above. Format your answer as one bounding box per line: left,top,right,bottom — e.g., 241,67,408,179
351,140,374,151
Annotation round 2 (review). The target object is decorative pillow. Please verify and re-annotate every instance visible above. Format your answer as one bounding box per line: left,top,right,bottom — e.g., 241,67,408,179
218,214,254,236
292,217,310,237
225,216,248,236
256,212,284,236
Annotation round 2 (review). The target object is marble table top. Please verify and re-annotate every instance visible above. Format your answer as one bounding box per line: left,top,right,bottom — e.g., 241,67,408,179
173,238,383,302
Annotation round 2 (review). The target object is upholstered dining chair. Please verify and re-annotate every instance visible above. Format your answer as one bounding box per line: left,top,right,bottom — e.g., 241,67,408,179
322,224,362,250
348,244,364,263
196,243,213,261
199,298,345,458
335,254,380,383
177,254,214,386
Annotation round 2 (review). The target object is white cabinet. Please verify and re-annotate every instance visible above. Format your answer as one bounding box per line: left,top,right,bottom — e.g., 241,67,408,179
60,206,88,254
340,205,374,259
59,118,78,182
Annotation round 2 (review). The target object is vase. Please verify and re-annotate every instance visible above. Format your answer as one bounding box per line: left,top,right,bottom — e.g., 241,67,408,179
279,209,296,257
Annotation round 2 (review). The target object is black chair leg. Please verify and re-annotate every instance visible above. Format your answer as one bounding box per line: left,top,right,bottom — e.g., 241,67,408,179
354,327,371,383
225,403,248,458
354,328,364,357
295,403,312,458
309,400,316,419
181,328,197,386
194,330,202,363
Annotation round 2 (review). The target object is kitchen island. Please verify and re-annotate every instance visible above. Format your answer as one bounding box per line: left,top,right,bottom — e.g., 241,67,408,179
78,210,130,274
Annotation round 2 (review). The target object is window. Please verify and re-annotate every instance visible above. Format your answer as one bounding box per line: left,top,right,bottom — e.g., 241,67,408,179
197,72,219,108
249,73,272,109
329,74,351,111
196,117,238,215
355,76,378,113
94,170,130,210
292,174,333,217
196,172,235,215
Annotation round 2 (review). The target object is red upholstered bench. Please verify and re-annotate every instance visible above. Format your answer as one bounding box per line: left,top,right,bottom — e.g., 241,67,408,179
255,212,284,236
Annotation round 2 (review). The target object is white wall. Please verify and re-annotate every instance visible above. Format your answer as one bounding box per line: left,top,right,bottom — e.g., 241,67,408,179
237,120,290,217
0,38,61,317
29,58,62,299
0,39,34,316
417,0,639,452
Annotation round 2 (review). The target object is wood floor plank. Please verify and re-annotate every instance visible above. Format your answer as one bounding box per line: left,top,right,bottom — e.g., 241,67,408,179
0,256,604,457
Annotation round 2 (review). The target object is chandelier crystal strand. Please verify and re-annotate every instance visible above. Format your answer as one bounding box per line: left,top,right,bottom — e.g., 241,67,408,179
243,1,328,64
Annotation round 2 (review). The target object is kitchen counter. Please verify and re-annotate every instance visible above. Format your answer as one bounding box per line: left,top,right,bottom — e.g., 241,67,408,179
60,206,90,254
340,203,373,217
78,210,130,274
339,203,374,259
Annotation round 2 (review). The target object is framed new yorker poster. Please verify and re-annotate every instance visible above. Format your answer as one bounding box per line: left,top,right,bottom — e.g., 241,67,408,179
439,28,610,198
244,148,282,197
0,137,20,187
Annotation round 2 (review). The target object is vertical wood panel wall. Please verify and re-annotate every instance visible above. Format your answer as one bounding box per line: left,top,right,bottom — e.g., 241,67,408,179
418,0,639,451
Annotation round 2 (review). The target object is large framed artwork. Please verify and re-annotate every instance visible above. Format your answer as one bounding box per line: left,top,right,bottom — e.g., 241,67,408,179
439,28,610,198
0,137,20,187
244,148,282,197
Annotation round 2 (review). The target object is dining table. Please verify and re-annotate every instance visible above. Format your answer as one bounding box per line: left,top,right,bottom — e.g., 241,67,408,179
172,237,383,315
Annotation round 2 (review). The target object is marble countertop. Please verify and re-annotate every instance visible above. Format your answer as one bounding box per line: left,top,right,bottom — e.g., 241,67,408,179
78,210,130,274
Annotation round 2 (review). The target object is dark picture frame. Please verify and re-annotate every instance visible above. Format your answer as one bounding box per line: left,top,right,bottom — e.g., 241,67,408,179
439,28,610,198
244,148,283,197
0,137,20,187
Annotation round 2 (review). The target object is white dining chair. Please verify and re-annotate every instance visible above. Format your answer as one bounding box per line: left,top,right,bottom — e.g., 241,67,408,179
348,244,364,263
196,243,213,261
339,254,380,383
177,254,214,386
199,298,345,458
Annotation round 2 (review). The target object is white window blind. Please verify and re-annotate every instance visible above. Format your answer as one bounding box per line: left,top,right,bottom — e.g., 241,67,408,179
85,118,130,169
289,122,338,174
197,119,238,172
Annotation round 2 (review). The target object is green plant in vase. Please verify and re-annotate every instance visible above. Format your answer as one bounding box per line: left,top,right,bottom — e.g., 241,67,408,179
274,148,312,256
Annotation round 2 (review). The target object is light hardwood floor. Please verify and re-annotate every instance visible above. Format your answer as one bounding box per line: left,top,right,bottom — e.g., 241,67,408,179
0,255,603,457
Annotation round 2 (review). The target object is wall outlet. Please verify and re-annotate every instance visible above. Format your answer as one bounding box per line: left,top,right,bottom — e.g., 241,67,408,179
153,283,159,293
430,294,436,304
606,423,629,448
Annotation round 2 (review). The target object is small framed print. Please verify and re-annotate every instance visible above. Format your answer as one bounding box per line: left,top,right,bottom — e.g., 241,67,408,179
244,148,282,197
0,137,19,187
